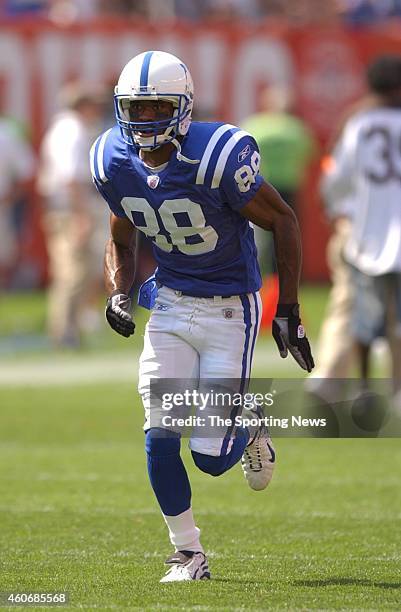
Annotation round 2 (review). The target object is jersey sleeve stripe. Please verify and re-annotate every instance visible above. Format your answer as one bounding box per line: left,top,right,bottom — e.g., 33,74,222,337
211,130,249,189
95,128,113,183
89,137,99,180
195,124,236,185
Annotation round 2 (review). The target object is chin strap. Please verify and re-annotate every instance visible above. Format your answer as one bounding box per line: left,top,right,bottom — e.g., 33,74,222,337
137,135,200,165
171,138,200,164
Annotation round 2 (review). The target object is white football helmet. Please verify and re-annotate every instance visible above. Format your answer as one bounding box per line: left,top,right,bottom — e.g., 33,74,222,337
114,50,194,149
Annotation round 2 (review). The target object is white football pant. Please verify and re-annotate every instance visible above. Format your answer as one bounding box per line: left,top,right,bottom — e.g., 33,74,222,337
138,285,262,456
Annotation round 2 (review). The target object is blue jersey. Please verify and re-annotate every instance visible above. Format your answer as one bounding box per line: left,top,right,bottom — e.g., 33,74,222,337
90,121,263,297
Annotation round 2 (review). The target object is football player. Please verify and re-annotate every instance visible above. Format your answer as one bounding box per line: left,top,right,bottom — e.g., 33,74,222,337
90,51,314,582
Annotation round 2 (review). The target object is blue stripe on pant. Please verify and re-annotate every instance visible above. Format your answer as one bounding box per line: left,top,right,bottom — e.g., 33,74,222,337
219,293,255,457
192,293,259,475
249,293,259,372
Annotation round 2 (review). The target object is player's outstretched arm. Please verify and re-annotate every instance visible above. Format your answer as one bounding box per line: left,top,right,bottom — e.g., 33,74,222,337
240,182,314,372
104,213,137,338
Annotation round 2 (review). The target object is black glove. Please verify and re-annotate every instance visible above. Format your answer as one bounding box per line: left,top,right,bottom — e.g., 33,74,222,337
272,303,314,372
105,293,135,338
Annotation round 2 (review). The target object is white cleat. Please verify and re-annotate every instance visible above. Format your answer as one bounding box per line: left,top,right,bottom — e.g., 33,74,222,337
241,427,276,491
160,551,211,583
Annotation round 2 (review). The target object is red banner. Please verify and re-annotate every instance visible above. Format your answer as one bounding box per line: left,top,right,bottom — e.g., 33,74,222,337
1,20,400,282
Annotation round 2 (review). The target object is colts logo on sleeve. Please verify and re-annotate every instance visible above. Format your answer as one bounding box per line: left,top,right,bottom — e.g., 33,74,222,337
147,175,160,189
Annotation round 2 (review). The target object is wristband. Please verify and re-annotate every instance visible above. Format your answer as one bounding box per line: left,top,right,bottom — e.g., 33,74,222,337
110,289,128,298
275,303,299,318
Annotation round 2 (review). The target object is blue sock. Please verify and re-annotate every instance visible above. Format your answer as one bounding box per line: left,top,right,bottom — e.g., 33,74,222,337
145,428,191,516
191,427,249,476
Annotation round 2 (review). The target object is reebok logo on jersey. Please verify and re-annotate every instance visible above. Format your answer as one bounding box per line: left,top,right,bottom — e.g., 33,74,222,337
238,144,251,163
147,175,160,189
297,325,305,338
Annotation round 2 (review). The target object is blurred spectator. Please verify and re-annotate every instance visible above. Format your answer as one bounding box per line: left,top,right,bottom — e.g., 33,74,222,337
258,0,287,19
204,0,261,20
37,81,108,348
0,116,35,289
99,0,262,21
283,0,339,24
48,0,98,23
141,0,176,20
389,0,401,17
97,0,200,20
316,54,401,396
175,0,204,20
242,85,317,328
4,0,99,21
3,0,47,16
97,0,159,19
338,0,381,24
306,95,379,401
242,85,317,215
337,0,401,25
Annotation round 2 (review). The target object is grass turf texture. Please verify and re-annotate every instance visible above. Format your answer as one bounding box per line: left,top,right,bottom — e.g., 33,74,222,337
1,286,401,609
1,384,401,610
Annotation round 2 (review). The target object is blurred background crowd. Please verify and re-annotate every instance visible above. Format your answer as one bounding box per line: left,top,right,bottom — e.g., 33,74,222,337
2,0,401,25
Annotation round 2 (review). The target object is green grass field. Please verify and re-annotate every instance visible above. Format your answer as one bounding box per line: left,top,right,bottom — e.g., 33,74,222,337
1,287,401,610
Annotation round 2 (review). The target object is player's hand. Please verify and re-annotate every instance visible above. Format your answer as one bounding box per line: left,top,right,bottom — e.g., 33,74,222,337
272,303,314,372
105,293,136,337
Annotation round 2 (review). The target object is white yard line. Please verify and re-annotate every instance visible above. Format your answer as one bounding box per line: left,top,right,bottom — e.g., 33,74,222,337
0,353,139,386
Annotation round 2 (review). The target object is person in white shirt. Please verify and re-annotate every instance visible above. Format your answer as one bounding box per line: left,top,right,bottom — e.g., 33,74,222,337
38,81,107,347
322,54,401,391
306,95,379,401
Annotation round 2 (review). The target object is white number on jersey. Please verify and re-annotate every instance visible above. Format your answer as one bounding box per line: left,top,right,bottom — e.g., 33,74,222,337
363,126,401,183
121,197,218,255
234,151,261,193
